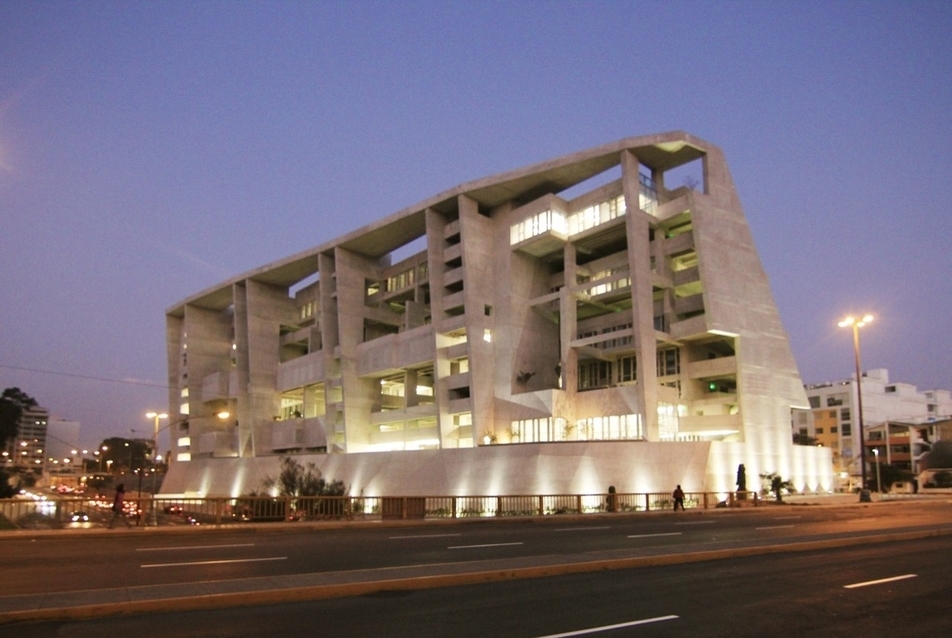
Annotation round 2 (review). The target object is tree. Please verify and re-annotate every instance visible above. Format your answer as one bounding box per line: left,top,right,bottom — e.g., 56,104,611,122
0,469,17,498
871,463,913,493
0,387,38,450
761,472,795,502
260,456,347,519
99,437,151,472
793,432,818,446
264,456,345,497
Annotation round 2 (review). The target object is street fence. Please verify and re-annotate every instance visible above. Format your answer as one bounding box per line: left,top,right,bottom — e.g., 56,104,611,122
0,490,779,530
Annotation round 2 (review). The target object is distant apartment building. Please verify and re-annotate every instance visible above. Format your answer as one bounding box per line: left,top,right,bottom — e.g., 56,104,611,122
45,418,81,474
162,131,831,498
2,404,49,472
802,368,952,484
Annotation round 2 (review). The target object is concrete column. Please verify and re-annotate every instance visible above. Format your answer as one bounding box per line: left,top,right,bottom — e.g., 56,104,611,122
622,150,659,440
560,242,578,394
457,194,496,444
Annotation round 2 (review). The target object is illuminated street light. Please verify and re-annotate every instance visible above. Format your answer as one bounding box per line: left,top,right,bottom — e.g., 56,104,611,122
145,411,169,527
146,412,168,466
838,314,873,502
873,448,882,495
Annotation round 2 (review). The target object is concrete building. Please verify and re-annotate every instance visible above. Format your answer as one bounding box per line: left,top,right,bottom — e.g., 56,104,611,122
803,368,952,486
161,131,832,498
2,404,49,473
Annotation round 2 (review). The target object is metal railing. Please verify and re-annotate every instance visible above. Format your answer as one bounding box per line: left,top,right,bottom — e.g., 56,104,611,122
0,490,766,530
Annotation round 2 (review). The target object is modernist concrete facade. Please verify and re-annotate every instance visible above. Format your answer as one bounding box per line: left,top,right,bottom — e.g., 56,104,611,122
161,131,832,498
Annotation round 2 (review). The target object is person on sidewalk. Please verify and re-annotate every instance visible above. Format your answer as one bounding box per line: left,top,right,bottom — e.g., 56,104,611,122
672,484,685,511
108,483,131,528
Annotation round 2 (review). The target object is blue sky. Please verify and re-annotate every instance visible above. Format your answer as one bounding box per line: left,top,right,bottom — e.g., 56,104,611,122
1,1,950,451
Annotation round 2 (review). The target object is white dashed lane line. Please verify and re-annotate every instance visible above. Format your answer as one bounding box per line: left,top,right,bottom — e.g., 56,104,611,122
136,543,256,552
844,574,917,589
141,557,288,568
448,542,524,550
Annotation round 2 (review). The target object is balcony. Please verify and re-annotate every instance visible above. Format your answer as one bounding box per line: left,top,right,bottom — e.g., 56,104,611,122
197,428,238,457
676,414,742,439
201,370,238,403
674,293,704,317
277,351,327,391
686,356,737,380
664,231,695,257
271,418,327,451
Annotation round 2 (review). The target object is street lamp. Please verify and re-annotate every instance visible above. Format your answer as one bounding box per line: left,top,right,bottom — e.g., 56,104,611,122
145,412,168,526
146,412,168,468
838,314,873,502
873,448,882,495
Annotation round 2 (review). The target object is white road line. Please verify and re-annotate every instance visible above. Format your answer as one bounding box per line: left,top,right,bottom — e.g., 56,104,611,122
389,533,462,539
137,543,256,552
141,557,288,568
555,526,612,532
844,574,917,589
756,525,795,530
448,542,524,550
674,520,716,525
534,615,679,637
628,532,683,539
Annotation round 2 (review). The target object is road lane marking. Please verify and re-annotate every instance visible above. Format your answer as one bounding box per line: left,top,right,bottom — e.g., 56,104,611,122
389,533,462,539
844,574,917,589
674,520,716,525
137,543,256,552
534,615,679,637
756,525,795,530
448,542,524,550
141,557,287,568
627,532,683,539
555,526,611,532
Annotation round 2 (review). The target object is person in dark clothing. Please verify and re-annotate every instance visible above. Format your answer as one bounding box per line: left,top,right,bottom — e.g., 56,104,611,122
108,483,131,528
672,484,685,511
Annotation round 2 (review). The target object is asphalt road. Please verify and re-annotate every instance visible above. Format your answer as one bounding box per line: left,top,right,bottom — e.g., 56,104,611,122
4,499,952,596
9,533,952,637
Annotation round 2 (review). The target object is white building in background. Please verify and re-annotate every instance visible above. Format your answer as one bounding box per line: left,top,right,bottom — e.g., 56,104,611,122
2,404,48,472
802,368,952,483
161,131,833,498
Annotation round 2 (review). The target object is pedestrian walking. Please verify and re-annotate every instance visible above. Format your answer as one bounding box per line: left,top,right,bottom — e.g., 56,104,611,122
108,483,131,528
672,484,685,511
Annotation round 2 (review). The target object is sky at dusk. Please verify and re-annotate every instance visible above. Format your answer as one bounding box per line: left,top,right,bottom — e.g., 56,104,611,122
1,1,950,453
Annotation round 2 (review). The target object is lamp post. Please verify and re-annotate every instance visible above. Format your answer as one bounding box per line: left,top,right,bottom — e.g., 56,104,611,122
872,448,882,495
145,412,167,467
838,314,873,502
145,412,167,526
